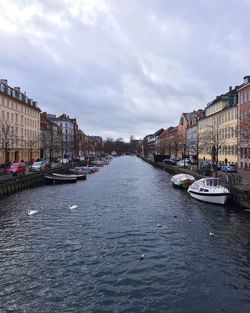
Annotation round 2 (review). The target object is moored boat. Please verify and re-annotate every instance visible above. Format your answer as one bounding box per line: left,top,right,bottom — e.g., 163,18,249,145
170,173,195,189
44,174,77,184
68,166,98,174
51,173,87,180
187,177,230,205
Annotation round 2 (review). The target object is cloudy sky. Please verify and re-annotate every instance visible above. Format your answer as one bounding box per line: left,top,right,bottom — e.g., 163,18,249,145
0,0,249,141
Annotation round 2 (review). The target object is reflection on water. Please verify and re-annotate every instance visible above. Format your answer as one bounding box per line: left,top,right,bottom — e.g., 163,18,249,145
0,156,249,313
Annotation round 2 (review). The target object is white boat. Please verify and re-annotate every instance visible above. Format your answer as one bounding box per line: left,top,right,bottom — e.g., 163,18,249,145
170,174,195,189
68,166,98,174
187,177,230,205
51,173,87,180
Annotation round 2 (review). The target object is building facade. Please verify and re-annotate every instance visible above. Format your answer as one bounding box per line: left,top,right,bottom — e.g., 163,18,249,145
0,79,41,164
40,112,63,160
77,129,88,157
198,87,238,164
87,136,104,156
48,113,77,159
238,75,250,169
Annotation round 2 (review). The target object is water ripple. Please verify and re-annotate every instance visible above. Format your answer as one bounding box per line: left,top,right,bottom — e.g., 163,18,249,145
0,156,249,313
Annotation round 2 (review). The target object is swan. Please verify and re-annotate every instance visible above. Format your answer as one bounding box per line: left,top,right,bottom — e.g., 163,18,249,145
28,209,38,216
69,204,79,210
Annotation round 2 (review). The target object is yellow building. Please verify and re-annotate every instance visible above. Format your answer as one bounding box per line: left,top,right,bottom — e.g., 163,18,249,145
198,89,238,164
0,79,41,164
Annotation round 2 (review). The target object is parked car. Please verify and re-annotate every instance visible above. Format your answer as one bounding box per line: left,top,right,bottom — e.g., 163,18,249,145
6,162,26,176
163,158,176,165
199,161,212,175
190,159,198,165
31,161,46,171
199,161,220,175
177,159,190,168
59,158,70,164
221,164,237,173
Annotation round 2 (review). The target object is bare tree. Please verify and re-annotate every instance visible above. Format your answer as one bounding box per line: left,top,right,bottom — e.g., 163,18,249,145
0,118,16,165
26,133,40,165
199,122,226,163
41,125,62,163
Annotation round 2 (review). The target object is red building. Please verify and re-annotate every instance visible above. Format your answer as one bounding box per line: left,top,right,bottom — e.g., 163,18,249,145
238,76,250,169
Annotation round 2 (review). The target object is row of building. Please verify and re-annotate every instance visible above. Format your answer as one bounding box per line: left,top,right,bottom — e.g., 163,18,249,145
142,75,250,170
0,79,104,164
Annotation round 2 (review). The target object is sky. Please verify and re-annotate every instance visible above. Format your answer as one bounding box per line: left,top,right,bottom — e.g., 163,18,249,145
0,0,250,141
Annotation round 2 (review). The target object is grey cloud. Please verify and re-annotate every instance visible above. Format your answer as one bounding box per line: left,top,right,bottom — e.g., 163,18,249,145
0,0,249,140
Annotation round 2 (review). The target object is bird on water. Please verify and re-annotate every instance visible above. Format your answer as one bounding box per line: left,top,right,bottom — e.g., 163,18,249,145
28,210,38,216
140,254,145,262
69,204,79,210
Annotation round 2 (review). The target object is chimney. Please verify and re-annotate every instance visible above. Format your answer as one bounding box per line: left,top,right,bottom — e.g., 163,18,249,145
244,76,250,84
0,79,8,85
229,86,232,92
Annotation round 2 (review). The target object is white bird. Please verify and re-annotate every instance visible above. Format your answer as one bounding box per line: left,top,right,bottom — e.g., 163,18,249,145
189,219,192,223
140,254,145,262
209,231,215,236
28,209,38,216
69,204,79,210
157,223,162,227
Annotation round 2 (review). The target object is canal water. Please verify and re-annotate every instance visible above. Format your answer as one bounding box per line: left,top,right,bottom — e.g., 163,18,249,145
0,156,249,313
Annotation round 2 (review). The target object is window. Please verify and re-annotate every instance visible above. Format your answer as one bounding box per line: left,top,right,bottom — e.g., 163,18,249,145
234,109,237,119
240,93,243,104
231,111,234,120
244,148,248,158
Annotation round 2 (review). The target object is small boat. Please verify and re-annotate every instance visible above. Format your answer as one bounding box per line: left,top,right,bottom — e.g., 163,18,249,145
51,173,87,180
68,166,98,174
170,173,195,189
44,174,77,184
187,177,230,205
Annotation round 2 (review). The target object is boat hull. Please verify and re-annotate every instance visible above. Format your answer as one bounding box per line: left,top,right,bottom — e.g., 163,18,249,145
44,175,77,184
188,190,229,205
170,174,195,189
52,173,87,180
